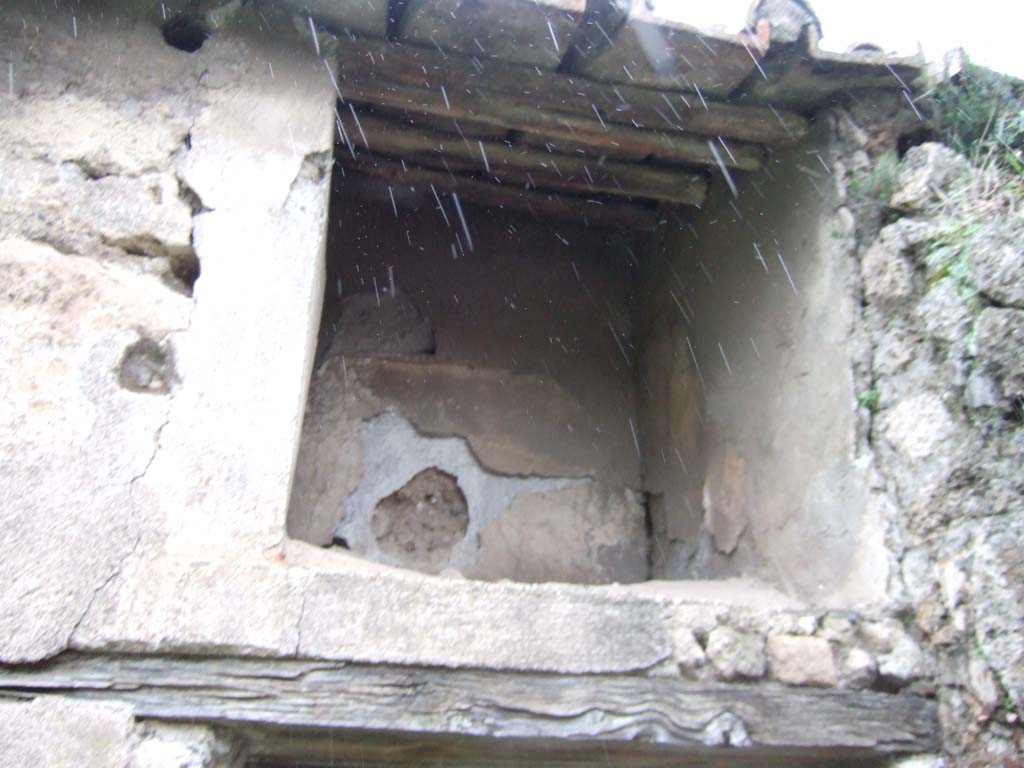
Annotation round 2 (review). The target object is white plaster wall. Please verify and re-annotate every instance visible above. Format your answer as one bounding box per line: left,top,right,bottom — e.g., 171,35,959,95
637,121,890,608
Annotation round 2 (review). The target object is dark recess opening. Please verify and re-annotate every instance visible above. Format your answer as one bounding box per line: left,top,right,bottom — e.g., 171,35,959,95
162,15,207,53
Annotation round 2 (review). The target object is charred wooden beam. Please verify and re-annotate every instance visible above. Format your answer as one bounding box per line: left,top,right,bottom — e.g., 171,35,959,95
337,110,709,206
331,38,805,152
334,154,661,230
0,654,940,766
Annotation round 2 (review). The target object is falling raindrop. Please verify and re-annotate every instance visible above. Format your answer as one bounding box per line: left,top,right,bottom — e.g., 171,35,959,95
718,343,732,375
686,337,704,389
308,17,320,56
609,321,630,367
777,252,798,295
753,242,768,272
693,82,708,110
546,19,560,52
430,184,451,227
324,60,343,100
451,193,474,252
707,139,738,197
478,140,490,173
348,104,369,148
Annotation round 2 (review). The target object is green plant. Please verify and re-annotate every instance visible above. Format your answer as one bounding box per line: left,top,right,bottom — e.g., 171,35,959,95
848,152,901,209
923,59,1024,175
859,388,881,412
923,221,982,304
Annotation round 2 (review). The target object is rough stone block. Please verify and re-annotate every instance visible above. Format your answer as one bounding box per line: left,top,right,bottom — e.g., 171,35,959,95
767,635,837,687
706,627,765,680
969,223,1024,308
891,143,969,212
973,308,1024,405
0,697,134,768
841,647,878,689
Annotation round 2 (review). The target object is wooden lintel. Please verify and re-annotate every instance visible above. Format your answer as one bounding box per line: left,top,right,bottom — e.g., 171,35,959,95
336,110,708,206
0,654,940,766
332,39,798,159
333,153,660,230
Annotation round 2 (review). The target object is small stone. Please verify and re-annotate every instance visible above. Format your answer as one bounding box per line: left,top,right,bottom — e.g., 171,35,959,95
939,561,967,614
672,627,706,677
878,632,928,684
861,619,902,654
767,635,836,686
891,143,969,212
888,756,948,768
917,279,972,345
820,613,856,643
969,223,1024,308
883,394,957,460
965,372,1001,409
967,655,1001,714
132,722,242,768
973,308,1024,405
861,237,914,304
795,615,818,635
705,626,765,680
841,648,878,689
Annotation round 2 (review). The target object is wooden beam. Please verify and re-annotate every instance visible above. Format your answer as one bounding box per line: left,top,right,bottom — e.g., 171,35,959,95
372,105,512,142
337,110,709,206
573,1,765,97
735,44,924,109
396,0,584,69
0,654,940,766
332,153,660,230
332,38,801,154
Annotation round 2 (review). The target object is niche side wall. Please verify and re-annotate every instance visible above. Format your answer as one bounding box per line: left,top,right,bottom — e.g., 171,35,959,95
637,118,891,608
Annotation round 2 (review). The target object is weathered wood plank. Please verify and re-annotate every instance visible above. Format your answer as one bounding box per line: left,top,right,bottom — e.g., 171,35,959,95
372,105,513,142
333,153,660,229
333,37,805,149
397,0,584,69
574,1,763,97
337,110,708,205
333,43,766,169
0,653,940,765
736,44,924,109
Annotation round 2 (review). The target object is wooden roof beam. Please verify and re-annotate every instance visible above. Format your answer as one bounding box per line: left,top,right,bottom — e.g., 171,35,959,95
332,152,661,231
336,109,709,206
332,37,807,151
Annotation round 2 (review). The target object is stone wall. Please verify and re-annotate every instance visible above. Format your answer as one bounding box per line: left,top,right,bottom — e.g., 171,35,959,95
833,112,1024,761
1,0,335,662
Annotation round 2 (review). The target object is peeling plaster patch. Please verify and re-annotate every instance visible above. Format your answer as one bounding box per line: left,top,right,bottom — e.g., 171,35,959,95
335,412,582,574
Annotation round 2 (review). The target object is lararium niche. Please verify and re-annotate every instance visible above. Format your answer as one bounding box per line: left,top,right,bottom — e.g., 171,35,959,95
286,32,911,609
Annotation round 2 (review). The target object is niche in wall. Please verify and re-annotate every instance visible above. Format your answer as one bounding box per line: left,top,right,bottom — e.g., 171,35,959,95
286,114,884,606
